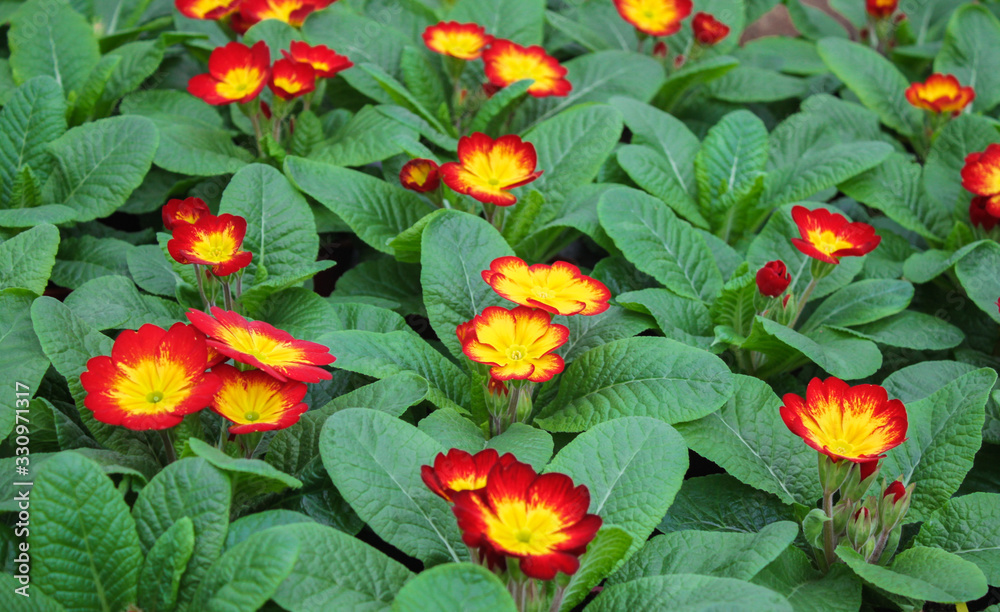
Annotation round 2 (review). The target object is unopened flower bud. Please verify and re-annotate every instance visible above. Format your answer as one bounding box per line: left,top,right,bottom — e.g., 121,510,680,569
847,506,876,549
818,455,852,494
841,460,880,501
653,41,668,59
879,480,914,529
756,260,791,297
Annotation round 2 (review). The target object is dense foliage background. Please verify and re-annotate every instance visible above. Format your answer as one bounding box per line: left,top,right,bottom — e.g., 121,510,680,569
1,0,999,610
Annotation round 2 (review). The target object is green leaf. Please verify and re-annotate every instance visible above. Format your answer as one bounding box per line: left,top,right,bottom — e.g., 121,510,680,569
187,438,302,510
69,54,120,125
485,424,554,471
535,337,733,432
354,63,448,135
611,96,699,197
518,51,665,131
588,575,792,611
392,563,515,612
609,521,799,584
0,224,59,294
802,279,912,332
523,104,623,204
934,5,1000,113
752,547,862,612
0,290,49,410
837,545,987,603
469,80,532,135
325,372,429,415
659,474,797,534
7,0,100,97
44,116,158,222
924,114,1000,212
284,156,431,255
138,517,195,612
314,105,420,167
765,137,892,207
63,275,185,331
838,311,964,350
0,77,66,206
418,408,487,454
127,244,179,297
320,408,468,565
545,417,687,562
150,124,252,176
319,330,470,411
451,0,543,44
224,510,315,549
598,187,723,303
557,304,655,359
676,375,821,505
708,66,807,102
0,205,76,229
190,530,299,611
560,527,632,612
955,241,1000,324
332,257,424,315
0,572,66,611
31,452,142,612
52,235,133,290
616,145,707,228
219,163,319,286
694,110,769,233
916,492,1000,585
420,210,513,360
816,38,922,137
880,368,994,520
654,55,739,111
132,457,232,612
270,522,414,612
99,40,169,111
743,317,882,380
615,289,714,350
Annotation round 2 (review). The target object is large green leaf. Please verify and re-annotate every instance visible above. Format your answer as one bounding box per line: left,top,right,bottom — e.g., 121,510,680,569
840,311,963,351
52,235,134,290
837,545,987,603
219,163,320,285
616,145,706,227
556,304,655,359
752,547,862,612
545,417,688,562
535,336,733,432
320,409,468,565
608,521,799,584
598,187,723,303
285,156,432,255
880,368,994,520
522,104,623,204
616,289,713,351
190,530,299,611
934,5,1000,113
318,330,470,411
659,474,797,534
559,527,632,612
138,517,195,612
955,241,1000,324
43,116,158,222
0,290,49,411
132,457,232,612
0,77,66,207
816,38,922,137
0,573,66,611
588,575,792,611
801,279,913,332
916,492,1000,585
270,522,414,612
393,563,516,612
31,452,142,612
743,316,882,380
187,439,302,511
450,0,543,44
7,0,100,97
420,210,513,361
63,275,184,331
676,375,821,505
314,105,420,167
654,56,739,110
0,223,59,295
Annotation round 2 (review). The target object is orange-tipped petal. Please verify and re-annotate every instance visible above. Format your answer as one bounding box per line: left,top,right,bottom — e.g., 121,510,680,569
482,40,571,98
440,132,542,206
422,21,494,60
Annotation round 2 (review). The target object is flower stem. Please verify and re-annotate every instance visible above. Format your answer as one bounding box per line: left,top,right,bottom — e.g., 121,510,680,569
222,281,234,311
158,429,177,465
822,490,837,571
193,264,211,310
867,528,890,564
788,277,819,330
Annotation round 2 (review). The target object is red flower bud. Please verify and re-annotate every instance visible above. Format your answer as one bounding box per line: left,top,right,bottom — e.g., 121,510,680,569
883,480,906,502
970,196,1000,231
858,460,879,481
866,0,897,19
756,260,791,297
692,12,730,46
653,41,668,59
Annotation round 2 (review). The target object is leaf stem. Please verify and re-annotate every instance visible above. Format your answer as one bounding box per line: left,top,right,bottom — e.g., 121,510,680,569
158,429,176,465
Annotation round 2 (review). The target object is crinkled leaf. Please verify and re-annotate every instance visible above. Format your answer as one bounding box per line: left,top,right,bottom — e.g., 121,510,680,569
190,530,299,612
138,517,195,612
0,223,59,295
588,575,792,612
392,563,515,612
837,545,987,603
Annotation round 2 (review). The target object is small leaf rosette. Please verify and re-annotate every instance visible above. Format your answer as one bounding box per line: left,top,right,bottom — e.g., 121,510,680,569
482,256,611,316
421,448,513,502
81,323,221,430
187,307,336,383
780,377,908,464
904,73,974,115
167,212,253,276
188,41,271,105
422,21,494,60
451,458,602,580
440,133,542,206
209,364,308,434
790,205,881,265
613,0,692,36
482,40,571,98
459,306,568,383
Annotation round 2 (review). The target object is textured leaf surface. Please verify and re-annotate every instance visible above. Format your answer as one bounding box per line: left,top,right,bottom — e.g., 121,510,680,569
923,114,1000,211
609,521,799,584
915,492,1000,585
588,575,792,612
421,211,513,360
392,563,515,612
321,409,468,565
559,527,632,612
555,304,654,360
0,223,59,295
744,317,882,380
132,457,232,611
880,368,994,520
546,417,687,562
659,474,797,534
802,279,912,332
752,547,862,612
450,0,543,44
599,187,723,302
837,545,987,603
138,517,195,612
694,110,769,230
535,337,733,431
934,5,1000,113
955,241,1000,324
190,530,299,612
31,452,142,612
63,275,184,331
0,77,66,206
7,0,99,97
0,290,49,411
677,375,821,505
616,288,713,350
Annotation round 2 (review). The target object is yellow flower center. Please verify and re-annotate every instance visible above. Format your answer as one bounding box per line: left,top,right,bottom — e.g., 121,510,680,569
216,326,304,366
506,345,528,361
145,391,164,403
486,500,569,556
807,229,854,256
112,358,194,415
214,375,291,426
216,68,262,100
531,286,551,300
244,411,260,421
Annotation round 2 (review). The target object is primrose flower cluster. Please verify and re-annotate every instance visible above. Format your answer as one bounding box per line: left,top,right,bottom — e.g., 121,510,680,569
781,377,911,567
456,257,610,434
422,448,600,610
612,0,730,66
81,199,335,457
177,0,331,32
